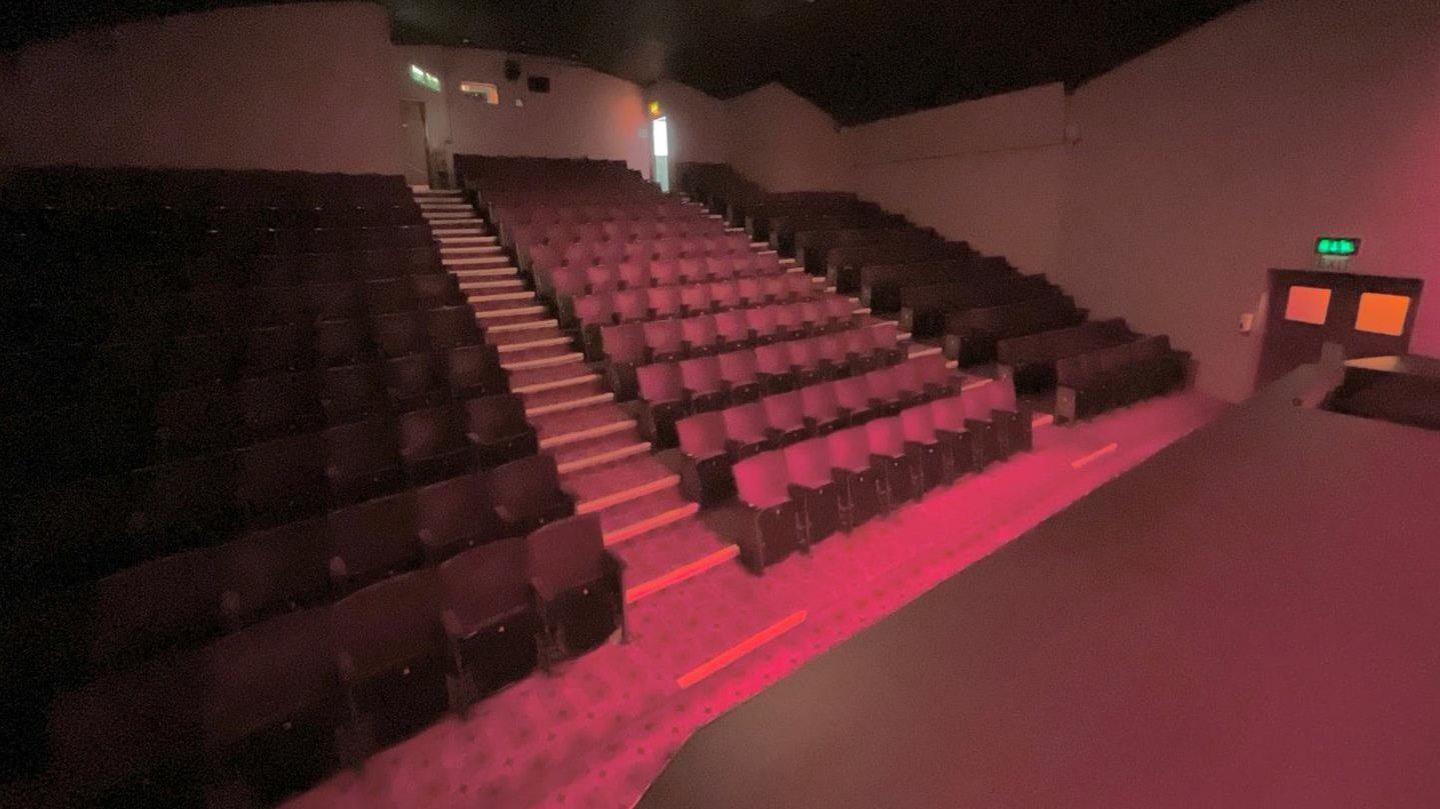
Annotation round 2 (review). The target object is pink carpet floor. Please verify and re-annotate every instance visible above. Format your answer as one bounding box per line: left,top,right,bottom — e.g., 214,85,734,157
283,391,1228,809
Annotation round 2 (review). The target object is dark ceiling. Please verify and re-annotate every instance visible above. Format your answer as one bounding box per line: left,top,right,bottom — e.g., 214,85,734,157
2,0,1249,125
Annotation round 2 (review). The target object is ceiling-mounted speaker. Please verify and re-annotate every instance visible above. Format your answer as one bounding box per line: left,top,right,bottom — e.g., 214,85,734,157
527,75,550,93
504,60,521,81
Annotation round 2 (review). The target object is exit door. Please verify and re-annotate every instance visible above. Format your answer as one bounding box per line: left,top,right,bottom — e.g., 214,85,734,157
400,101,430,187
1257,269,1424,388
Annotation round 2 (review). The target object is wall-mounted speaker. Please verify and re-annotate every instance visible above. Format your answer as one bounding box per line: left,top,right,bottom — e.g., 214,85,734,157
504,60,521,81
527,75,551,93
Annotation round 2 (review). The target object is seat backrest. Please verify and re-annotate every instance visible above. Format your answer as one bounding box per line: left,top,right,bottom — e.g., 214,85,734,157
783,437,833,488
425,305,481,350
323,416,399,478
87,548,220,669
646,286,684,319
864,366,900,400
763,390,805,431
487,454,563,514
930,394,966,431
823,295,854,322
637,361,685,402
333,569,443,676
680,314,718,347
574,293,616,327
328,490,420,582
744,304,779,336
438,535,530,626
732,451,791,508
617,260,652,288
371,311,428,358
526,514,607,594
462,393,528,441
722,401,768,442
398,404,466,460
865,417,907,456
680,283,712,311
787,337,820,369
891,359,923,395
709,279,741,308
676,410,727,458
584,264,619,292
446,341,504,394
679,355,724,394
910,352,949,386
714,309,749,342
600,322,646,363
415,472,493,547
899,404,937,443
826,426,871,470
717,349,759,386
612,288,650,321
754,341,793,374
831,375,870,411
216,517,335,625
737,276,764,304
870,321,899,349
800,381,840,419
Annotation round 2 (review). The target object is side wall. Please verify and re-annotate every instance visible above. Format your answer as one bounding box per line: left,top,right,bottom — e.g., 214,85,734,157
1063,0,1440,401
645,79,732,166
843,84,1068,277
0,3,400,174
723,83,849,191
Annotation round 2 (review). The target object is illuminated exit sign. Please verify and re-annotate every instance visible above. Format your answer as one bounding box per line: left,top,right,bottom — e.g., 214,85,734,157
409,64,441,93
1315,237,1359,257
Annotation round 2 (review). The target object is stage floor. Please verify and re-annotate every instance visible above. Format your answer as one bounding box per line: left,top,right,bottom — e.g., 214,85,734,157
281,391,1225,809
637,380,1440,808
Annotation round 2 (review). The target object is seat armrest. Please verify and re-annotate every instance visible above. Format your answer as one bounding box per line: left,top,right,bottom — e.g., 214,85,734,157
441,608,466,641
530,576,556,604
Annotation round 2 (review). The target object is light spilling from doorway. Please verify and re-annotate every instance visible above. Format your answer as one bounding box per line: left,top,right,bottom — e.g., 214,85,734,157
652,116,670,192
409,64,441,93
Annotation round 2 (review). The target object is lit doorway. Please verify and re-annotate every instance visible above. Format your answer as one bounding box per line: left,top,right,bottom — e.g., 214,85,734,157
400,100,430,187
652,116,670,192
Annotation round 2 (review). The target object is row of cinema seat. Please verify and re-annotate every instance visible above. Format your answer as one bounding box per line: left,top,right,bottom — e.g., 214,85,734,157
1055,335,1190,422
713,383,1028,572
642,349,951,450
531,237,779,290
542,252,791,314
36,512,622,806
508,215,730,260
12,453,571,681
603,317,902,403
575,286,846,357
1,166,417,209
5,391,540,587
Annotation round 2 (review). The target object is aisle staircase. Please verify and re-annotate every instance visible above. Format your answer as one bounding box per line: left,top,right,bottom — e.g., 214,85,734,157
412,186,949,604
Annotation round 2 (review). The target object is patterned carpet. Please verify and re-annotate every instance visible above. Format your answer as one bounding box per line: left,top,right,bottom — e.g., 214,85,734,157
283,391,1228,809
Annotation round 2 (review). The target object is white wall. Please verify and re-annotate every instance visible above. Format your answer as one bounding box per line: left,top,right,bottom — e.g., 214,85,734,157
645,79,732,166
723,83,849,191
843,84,1068,276
0,3,400,174
397,47,652,181
1061,0,1440,401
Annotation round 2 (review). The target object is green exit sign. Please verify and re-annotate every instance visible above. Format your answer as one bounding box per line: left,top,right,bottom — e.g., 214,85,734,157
1316,237,1359,257
409,64,441,93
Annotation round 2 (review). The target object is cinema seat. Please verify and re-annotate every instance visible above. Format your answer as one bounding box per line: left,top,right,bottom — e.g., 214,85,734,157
731,451,806,573
445,343,507,400
233,433,327,527
826,426,887,527
462,393,538,469
438,537,540,705
783,438,843,541
929,394,981,480
675,411,737,505
899,405,946,492
636,362,691,447
327,490,422,591
200,606,342,803
398,404,475,484
526,515,627,665
679,355,731,413
215,517,335,629
865,416,923,505
487,454,575,538
323,417,405,506
334,570,450,751
415,473,505,563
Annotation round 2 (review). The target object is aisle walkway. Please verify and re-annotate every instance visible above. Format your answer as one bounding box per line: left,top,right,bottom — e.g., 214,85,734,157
284,390,1227,809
